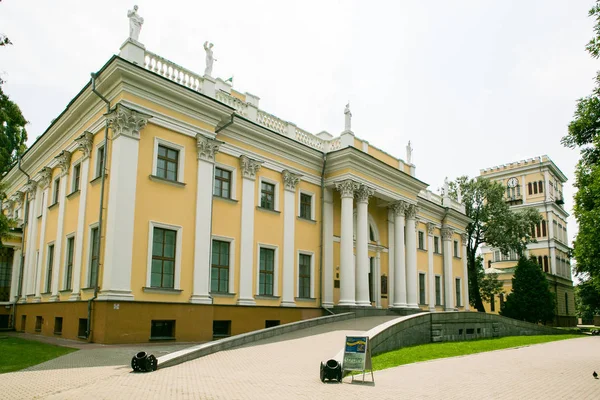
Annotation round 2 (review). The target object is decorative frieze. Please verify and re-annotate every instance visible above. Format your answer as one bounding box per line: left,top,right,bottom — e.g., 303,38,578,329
355,184,375,203
239,155,262,180
75,131,94,159
196,134,220,162
281,170,300,192
335,179,359,198
107,104,151,140
37,167,53,189
441,227,454,241
427,222,436,236
55,150,72,176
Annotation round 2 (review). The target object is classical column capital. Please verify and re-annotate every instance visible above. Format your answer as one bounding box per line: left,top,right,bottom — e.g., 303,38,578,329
106,104,151,140
281,170,300,192
75,131,94,159
10,191,24,208
441,227,454,241
460,233,468,245
55,150,72,177
335,179,359,198
23,180,38,200
391,200,408,217
427,222,436,236
196,135,221,162
239,155,262,180
405,204,418,219
37,167,53,189
355,184,375,203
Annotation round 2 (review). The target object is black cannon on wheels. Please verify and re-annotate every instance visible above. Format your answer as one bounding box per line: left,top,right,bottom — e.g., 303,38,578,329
320,359,342,382
131,351,158,372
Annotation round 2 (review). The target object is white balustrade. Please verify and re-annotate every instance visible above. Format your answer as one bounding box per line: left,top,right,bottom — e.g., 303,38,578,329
257,111,287,135
144,51,203,92
295,127,325,151
215,91,248,116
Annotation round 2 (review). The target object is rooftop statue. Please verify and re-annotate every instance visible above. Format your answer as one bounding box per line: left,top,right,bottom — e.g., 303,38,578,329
344,103,352,131
406,140,413,164
127,5,144,42
204,41,216,77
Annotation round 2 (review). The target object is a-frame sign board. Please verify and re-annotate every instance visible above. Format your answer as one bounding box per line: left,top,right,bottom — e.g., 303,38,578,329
342,336,374,383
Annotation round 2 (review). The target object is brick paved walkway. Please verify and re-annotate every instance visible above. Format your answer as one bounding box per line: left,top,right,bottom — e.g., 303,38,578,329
1,319,598,399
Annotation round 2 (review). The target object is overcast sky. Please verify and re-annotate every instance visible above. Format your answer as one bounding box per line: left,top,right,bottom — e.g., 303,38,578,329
1,1,597,246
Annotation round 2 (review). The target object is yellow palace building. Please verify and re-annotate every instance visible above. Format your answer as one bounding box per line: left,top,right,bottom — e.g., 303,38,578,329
479,156,576,326
0,30,471,343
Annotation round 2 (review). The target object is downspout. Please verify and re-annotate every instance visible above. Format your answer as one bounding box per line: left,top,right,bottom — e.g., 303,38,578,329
215,114,235,134
86,72,111,341
13,157,30,329
319,153,329,313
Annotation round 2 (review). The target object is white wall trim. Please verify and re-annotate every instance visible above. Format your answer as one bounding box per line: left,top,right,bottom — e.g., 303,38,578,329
455,276,462,307
258,176,280,211
214,162,238,200
297,250,316,298
211,234,236,294
146,220,183,290
256,243,279,296
152,137,186,183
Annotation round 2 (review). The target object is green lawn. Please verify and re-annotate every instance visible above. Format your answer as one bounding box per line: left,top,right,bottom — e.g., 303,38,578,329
371,334,582,372
0,337,78,374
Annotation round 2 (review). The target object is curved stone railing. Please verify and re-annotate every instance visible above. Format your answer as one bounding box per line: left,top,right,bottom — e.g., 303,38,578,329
144,51,203,92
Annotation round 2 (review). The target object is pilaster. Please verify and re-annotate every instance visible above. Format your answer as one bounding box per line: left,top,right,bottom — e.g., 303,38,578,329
391,201,407,308
33,168,52,302
9,248,22,302
441,227,455,310
405,204,418,308
427,223,436,312
23,181,39,298
281,170,300,307
50,151,72,301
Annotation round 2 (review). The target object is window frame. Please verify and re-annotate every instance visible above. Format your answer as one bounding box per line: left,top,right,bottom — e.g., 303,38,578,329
64,235,75,291
146,221,183,290
418,272,426,305
71,162,81,193
256,243,279,296
151,137,185,184
433,236,441,254
46,243,55,293
94,143,105,179
213,163,237,200
298,190,315,220
297,250,315,299
211,239,231,294
52,176,60,205
455,277,462,307
435,275,442,306
258,176,279,211
213,166,233,199
210,235,235,294
87,224,100,288
418,231,425,250
453,240,459,258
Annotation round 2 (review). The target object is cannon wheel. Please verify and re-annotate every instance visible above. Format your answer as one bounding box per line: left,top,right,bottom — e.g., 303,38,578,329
320,362,325,382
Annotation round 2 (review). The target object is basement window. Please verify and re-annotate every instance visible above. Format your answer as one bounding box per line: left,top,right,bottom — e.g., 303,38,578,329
78,318,88,339
213,320,231,340
35,316,43,332
265,320,280,328
54,317,63,335
150,320,175,340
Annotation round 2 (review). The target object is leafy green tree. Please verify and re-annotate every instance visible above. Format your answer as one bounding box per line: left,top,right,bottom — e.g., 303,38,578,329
450,176,541,312
500,257,556,324
562,1,600,285
471,255,504,308
575,279,600,323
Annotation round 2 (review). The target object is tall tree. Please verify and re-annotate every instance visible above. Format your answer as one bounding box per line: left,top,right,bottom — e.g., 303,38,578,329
450,176,541,312
562,1,600,285
500,257,556,324
575,279,600,323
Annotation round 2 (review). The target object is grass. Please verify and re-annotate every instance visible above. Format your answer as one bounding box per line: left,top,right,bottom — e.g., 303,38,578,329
0,337,78,374
371,334,582,372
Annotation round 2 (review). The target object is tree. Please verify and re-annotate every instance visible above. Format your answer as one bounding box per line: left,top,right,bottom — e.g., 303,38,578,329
471,255,504,308
575,279,600,323
500,257,556,324
450,176,541,312
561,1,600,285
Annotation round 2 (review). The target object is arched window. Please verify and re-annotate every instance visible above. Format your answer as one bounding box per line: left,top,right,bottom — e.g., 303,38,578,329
541,220,547,237
538,256,543,267
533,182,538,194
543,256,549,272
369,225,375,242
536,222,541,237
528,182,532,195
538,180,543,193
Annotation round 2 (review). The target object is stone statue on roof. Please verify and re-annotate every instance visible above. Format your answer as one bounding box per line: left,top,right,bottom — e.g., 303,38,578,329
406,140,413,164
204,41,216,77
344,103,352,131
127,5,144,42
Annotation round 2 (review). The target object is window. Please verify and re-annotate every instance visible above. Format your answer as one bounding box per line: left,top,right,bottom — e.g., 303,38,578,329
54,317,63,335
435,276,441,306
494,250,501,262
434,237,440,254
541,220,547,237
538,180,543,193
0,248,13,302
536,222,541,238
151,227,176,288
46,244,54,293
499,293,505,308
156,145,179,181
78,318,88,338
95,145,105,179
89,227,99,287
52,177,60,204
538,256,543,267
300,193,312,219
213,167,231,198
565,293,569,314
265,320,280,328
455,278,461,307
38,192,45,217
65,237,74,290
381,274,388,295
528,182,532,195
491,294,495,312
419,273,426,305
418,232,425,250
543,256,549,273
151,320,175,339
213,320,231,339
453,240,459,257
72,163,81,192
211,240,229,293
260,181,275,210
298,254,311,298
259,248,275,295
35,316,42,332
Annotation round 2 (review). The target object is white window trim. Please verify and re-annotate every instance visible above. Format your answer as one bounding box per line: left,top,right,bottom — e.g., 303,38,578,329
38,191,45,217
94,141,105,179
84,222,99,288
63,233,76,290
418,272,427,304
146,221,183,290
434,236,441,254
211,235,235,294
152,137,186,183
297,250,315,298
256,243,279,296
71,161,81,193
52,177,61,205
455,276,462,307
258,176,280,211
46,242,55,292
214,162,237,200
297,189,315,220
435,274,443,306
418,230,426,250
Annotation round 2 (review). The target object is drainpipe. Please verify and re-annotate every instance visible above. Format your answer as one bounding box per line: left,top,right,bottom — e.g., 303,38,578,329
86,72,111,341
13,157,30,329
319,153,327,312
215,114,235,134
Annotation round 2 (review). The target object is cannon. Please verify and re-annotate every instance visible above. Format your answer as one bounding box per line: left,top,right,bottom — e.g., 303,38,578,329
320,359,342,382
131,351,158,372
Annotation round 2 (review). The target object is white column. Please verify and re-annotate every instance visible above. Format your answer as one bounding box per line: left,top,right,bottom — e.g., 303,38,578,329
100,105,150,301
9,248,22,302
387,208,394,307
427,223,435,312
391,201,407,308
550,247,557,275
190,135,221,304
375,252,381,308
23,181,39,298
50,151,72,301
461,234,470,311
33,169,51,302
70,132,93,301
544,170,550,202
335,179,358,306
405,204,418,308
237,155,262,305
442,227,455,310
355,184,374,307
322,188,334,308
281,170,300,307
521,174,527,203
